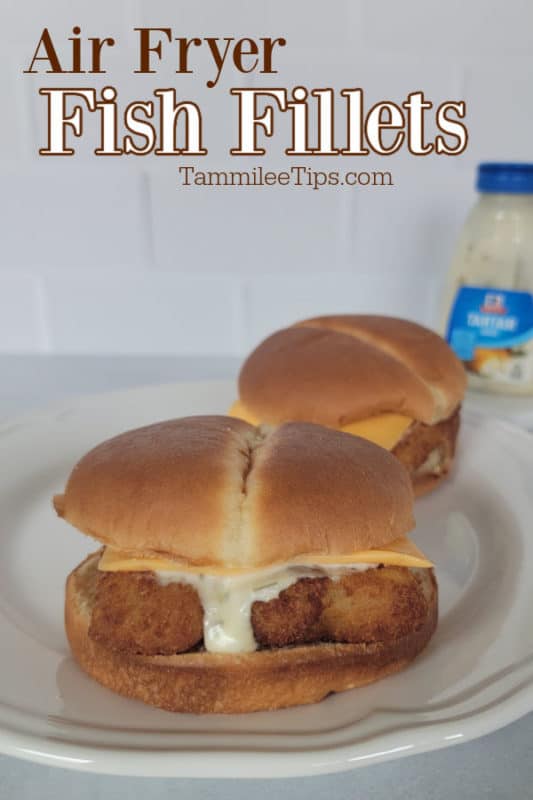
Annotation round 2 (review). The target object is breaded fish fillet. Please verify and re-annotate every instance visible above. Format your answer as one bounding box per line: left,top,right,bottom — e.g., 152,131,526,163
89,566,435,655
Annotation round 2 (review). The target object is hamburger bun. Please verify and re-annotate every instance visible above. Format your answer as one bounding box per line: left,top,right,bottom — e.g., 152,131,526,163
57,416,438,713
54,416,415,567
234,315,466,494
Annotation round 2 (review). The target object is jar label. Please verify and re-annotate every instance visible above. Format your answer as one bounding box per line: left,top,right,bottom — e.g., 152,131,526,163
446,286,533,384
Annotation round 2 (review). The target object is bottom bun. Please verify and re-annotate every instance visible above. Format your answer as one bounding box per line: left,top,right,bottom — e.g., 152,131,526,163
66,553,438,714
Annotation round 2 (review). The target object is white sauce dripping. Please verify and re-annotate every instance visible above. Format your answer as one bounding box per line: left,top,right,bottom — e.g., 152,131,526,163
157,563,376,654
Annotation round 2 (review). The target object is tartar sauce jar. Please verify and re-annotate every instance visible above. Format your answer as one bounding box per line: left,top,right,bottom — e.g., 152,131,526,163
442,163,533,395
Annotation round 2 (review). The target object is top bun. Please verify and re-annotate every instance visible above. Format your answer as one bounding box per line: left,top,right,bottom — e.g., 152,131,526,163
239,315,466,426
53,415,414,568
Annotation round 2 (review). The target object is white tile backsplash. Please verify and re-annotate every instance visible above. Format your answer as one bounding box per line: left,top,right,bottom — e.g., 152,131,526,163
0,165,152,271
149,175,352,274
136,0,359,49
351,162,473,288
360,0,533,56
0,273,46,352
43,272,242,354
0,50,32,163
6,0,135,47
462,63,533,166
1,0,532,355
243,271,434,352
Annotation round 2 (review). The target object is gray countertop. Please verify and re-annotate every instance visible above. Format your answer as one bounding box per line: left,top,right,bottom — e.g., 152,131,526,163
0,354,532,799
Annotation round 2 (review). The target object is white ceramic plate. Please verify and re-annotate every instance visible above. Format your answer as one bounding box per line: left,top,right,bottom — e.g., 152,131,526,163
0,380,533,779
464,387,533,431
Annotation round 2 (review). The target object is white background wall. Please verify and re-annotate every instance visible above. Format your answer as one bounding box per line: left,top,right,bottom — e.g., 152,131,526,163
1,0,532,356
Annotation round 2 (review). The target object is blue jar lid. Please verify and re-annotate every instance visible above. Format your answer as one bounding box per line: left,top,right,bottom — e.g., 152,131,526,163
477,162,533,194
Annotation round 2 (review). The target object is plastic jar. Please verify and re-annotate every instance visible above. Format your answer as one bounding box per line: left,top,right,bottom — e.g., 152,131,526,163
442,163,533,395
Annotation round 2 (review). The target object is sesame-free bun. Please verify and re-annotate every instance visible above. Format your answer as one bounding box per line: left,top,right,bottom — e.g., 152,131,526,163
66,552,438,714
238,315,466,427
54,416,414,568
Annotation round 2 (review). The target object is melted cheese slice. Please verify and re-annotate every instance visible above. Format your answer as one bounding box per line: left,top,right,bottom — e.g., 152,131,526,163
228,400,412,450
339,415,412,449
98,535,433,575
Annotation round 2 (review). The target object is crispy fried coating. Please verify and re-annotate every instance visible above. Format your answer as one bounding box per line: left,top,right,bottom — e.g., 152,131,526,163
393,407,460,476
89,566,434,656
250,577,328,647
88,571,203,655
317,566,431,643
251,566,433,648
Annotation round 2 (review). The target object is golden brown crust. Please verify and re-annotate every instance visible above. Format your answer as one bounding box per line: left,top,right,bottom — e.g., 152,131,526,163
89,570,203,655
393,407,460,494
66,554,438,714
252,577,328,647
88,565,436,654
55,417,415,565
251,566,435,649
238,315,466,427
